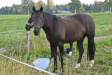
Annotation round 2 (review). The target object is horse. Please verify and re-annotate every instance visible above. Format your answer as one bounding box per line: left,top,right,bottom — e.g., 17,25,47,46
26,6,96,74
26,13,74,57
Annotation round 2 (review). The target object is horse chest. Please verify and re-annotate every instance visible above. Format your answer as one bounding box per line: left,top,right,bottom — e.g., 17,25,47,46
46,32,60,43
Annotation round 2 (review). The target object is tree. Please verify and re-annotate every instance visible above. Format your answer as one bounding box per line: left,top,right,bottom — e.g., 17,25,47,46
38,0,44,6
69,0,81,13
49,0,54,9
46,0,53,13
21,0,34,16
34,2,39,9
62,4,70,11
93,1,101,12
109,0,112,12
80,5,85,13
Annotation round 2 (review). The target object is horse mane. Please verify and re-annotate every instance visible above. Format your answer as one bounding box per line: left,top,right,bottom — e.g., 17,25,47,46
43,12,60,34
43,12,59,25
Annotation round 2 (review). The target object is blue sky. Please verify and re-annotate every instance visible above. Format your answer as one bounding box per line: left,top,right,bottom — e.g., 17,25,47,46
0,0,105,8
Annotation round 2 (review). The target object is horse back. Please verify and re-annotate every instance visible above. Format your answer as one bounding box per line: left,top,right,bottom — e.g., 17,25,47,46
53,13,95,43
64,13,95,38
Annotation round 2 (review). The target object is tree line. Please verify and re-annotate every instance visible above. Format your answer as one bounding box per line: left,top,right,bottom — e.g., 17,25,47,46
0,0,112,14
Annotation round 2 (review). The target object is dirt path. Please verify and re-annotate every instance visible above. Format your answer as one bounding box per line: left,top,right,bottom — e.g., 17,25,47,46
95,35,112,41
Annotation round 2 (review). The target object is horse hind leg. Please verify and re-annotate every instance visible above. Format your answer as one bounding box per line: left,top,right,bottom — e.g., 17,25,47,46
74,38,84,70
67,42,73,57
88,38,96,69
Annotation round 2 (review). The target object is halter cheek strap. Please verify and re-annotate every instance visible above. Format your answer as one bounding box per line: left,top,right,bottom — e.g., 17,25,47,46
37,15,44,29
41,17,44,27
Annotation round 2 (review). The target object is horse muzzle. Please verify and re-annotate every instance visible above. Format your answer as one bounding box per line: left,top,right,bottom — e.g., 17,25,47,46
25,24,32,31
33,29,40,36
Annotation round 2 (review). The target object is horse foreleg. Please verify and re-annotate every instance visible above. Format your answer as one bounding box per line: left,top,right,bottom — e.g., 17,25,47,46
88,38,96,68
50,43,55,64
58,42,64,74
74,39,84,70
51,44,57,73
50,50,54,64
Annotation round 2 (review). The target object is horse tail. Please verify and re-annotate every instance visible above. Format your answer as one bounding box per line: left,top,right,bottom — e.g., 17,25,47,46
86,16,95,61
87,49,89,61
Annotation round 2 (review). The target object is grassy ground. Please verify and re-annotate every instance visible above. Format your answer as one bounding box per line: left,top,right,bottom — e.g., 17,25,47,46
0,13,112,75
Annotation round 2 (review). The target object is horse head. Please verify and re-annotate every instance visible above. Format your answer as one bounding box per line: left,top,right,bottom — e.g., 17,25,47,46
32,6,44,36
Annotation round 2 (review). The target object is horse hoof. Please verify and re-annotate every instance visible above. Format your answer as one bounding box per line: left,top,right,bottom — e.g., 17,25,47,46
53,70,55,73
88,63,94,69
53,69,57,73
61,69,64,72
88,60,94,69
74,63,80,70
67,51,72,57
88,64,93,69
59,69,64,75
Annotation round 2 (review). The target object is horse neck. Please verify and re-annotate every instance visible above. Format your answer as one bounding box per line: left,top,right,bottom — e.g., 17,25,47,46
42,12,55,34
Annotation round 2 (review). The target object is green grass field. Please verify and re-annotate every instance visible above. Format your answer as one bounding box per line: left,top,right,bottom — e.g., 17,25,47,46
0,13,112,75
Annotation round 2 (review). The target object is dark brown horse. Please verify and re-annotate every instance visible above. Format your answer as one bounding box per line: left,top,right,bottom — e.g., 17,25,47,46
26,13,74,57
26,6,96,74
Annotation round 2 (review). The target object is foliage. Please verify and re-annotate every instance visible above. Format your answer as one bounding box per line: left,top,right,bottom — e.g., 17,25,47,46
34,2,39,9
80,5,85,13
0,5,24,14
69,0,81,12
21,0,34,14
46,0,53,13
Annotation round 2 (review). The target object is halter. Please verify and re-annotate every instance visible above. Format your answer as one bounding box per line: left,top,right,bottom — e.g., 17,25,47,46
26,22,34,27
37,14,44,29
26,13,44,29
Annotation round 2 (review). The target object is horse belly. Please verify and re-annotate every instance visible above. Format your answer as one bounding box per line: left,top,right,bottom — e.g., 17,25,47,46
65,33,83,43
64,23,86,43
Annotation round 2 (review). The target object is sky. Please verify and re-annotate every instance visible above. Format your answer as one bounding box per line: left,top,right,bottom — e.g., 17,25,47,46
0,0,105,8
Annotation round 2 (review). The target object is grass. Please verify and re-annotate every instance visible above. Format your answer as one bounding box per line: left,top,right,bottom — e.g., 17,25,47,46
0,13,112,75
0,15,28,32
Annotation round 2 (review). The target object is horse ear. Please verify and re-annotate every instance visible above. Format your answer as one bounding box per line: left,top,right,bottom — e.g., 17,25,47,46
40,6,43,13
33,6,36,12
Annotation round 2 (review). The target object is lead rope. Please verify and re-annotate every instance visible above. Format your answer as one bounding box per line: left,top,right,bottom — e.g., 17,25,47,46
26,31,30,56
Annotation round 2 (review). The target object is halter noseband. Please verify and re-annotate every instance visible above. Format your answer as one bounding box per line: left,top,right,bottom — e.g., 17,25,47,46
26,22,34,27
